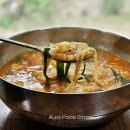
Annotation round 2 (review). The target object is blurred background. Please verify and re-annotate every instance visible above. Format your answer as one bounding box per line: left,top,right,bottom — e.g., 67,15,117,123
0,0,130,38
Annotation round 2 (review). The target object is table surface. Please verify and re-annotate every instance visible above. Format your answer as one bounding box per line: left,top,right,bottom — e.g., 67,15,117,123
0,99,130,130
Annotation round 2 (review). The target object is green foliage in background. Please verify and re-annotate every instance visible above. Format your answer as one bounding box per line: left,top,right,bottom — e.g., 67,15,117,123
0,0,52,28
0,0,130,30
23,0,52,16
101,0,124,15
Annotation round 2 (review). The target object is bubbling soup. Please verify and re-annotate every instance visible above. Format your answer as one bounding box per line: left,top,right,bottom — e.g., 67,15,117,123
0,41,130,93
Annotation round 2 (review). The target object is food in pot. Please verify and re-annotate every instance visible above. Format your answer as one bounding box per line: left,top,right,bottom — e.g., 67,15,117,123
0,41,130,93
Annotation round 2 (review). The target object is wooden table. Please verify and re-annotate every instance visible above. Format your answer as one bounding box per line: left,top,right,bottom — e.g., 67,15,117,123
0,99,130,130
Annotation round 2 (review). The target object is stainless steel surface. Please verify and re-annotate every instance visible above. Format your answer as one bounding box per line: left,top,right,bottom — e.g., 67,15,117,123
0,27,130,127
0,37,42,52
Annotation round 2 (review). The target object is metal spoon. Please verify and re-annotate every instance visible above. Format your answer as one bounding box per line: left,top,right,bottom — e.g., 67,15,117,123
0,37,42,52
0,37,94,63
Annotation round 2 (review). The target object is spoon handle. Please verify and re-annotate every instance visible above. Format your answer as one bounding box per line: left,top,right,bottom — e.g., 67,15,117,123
0,37,41,52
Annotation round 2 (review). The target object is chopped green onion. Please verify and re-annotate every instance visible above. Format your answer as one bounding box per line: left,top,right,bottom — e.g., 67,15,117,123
56,62,71,80
43,48,51,86
81,61,86,75
57,61,65,79
64,63,71,77
111,68,130,85
83,74,93,82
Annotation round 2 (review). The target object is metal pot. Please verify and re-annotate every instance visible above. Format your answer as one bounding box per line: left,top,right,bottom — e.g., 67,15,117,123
0,27,130,127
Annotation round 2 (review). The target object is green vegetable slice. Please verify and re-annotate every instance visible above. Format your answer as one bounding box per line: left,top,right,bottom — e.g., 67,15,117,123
43,48,51,86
